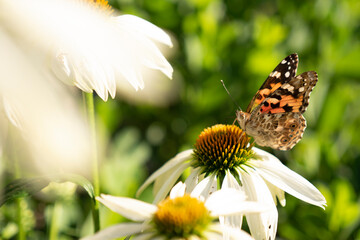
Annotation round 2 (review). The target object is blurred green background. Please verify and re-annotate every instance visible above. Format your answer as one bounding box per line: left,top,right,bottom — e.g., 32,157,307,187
1,0,360,239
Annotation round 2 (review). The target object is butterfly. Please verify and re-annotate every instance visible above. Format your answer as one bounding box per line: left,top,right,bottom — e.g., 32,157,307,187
236,53,318,150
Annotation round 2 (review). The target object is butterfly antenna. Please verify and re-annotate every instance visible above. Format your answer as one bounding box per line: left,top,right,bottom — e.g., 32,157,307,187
221,80,242,111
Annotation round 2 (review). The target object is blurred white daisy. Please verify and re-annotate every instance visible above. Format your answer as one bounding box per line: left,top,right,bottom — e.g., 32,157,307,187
50,1,174,101
137,124,327,240
1,0,173,102
82,182,271,240
0,24,91,176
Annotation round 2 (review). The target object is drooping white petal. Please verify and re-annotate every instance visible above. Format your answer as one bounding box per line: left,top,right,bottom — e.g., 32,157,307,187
153,162,191,203
184,167,201,193
206,188,270,216
191,174,217,200
264,178,286,207
0,0,173,102
169,181,186,199
222,169,242,190
0,27,91,176
251,148,326,208
202,231,223,240
114,15,173,47
81,222,145,240
208,223,255,240
97,195,157,221
240,169,278,240
137,149,193,197
131,232,162,240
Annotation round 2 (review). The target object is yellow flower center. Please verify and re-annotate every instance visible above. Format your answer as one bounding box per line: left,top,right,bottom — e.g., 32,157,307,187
153,195,211,239
193,124,254,180
80,0,114,14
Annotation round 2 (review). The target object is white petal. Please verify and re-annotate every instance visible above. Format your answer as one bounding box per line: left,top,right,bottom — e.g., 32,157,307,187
251,148,327,208
264,179,286,207
81,222,145,240
131,232,160,240
217,171,244,230
191,174,217,200
136,149,193,197
0,27,91,176
222,170,242,190
184,167,201,193
219,215,243,239
114,15,173,47
169,181,186,199
202,231,223,240
97,194,157,221
153,162,191,203
1,0,173,102
240,169,278,240
206,188,269,216
208,223,255,240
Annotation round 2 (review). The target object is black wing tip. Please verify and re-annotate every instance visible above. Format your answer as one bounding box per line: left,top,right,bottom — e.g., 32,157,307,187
288,53,298,61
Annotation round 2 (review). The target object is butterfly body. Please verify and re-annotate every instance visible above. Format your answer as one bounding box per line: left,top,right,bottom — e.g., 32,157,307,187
236,54,318,150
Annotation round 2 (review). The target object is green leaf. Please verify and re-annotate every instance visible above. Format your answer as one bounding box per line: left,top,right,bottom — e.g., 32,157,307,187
58,174,95,200
0,177,50,206
0,174,95,207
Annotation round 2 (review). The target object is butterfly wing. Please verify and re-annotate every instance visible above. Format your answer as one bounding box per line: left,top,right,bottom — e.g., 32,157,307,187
246,53,299,113
246,112,306,150
258,71,318,114
246,71,318,150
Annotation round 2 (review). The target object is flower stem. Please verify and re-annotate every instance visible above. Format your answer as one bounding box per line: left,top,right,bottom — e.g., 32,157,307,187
49,202,61,240
11,128,26,240
84,92,100,232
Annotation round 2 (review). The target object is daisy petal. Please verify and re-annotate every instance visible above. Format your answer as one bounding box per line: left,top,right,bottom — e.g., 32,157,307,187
184,167,201,193
137,149,193,197
222,169,242,190
252,149,326,208
191,174,217,199
81,222,145,240
206,188,270,216
115,15,173,47
264,179,286,207
209,223,255,240
153,162,191,203
131,232,162,240
240,169,278,240
169,181,186,199
97,194,157,221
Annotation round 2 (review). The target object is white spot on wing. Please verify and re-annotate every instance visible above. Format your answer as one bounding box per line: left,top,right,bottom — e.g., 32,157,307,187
274,71,281,78
281,59,287,64
285,71,290,78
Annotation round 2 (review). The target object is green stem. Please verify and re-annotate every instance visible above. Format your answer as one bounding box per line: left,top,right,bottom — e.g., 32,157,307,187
16,198,26,240
11,129,26,240
49,202,61,240
84,92,100,232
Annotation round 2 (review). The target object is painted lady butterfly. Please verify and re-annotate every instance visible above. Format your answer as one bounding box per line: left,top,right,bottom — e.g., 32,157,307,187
236,53,318,150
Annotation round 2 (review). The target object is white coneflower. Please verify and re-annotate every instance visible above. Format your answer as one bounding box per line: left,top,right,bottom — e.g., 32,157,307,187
0,0,173,102
82,182,270,240
0,0,105,175
137,124,327,240
51,0,174,101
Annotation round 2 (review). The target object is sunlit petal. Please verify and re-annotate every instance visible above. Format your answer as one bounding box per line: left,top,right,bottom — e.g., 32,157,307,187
97,194,157,221
169,181,186,199
191,174,217,199
137,149,193,197
252,148,326,208
153,162,191,203
240,169,278,240
81,223,145,240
